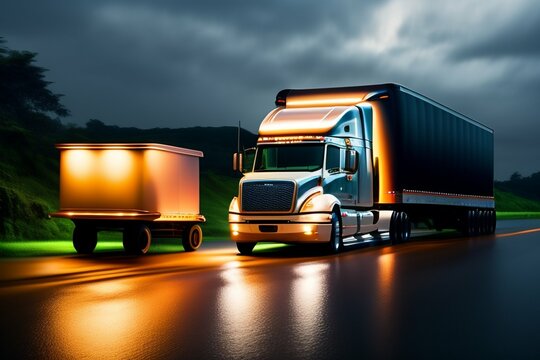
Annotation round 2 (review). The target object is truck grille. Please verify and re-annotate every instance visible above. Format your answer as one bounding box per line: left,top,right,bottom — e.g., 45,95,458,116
241,181,295,212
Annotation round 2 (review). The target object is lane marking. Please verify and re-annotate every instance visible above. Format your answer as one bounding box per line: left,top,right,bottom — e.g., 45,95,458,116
496,228,540,238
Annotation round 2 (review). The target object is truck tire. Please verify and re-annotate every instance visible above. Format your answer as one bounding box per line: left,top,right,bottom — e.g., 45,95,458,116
489,210,497,234
123,224,152,255
390,211,411,244
328,209,342,253
73,224,97,254
470,210,479,236
480,210,491,234
182,224,203,252
463,210,474,236
237,242,256,255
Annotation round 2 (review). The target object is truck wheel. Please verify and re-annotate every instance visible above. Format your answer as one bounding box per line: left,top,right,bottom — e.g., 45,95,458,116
73,224,97,254
489,210,497,234
328,209,342,253
182,224,203,252
390,211,410,244
123,224,152,255
399,212,411,242
464,210,476,236
237,242,256,255
478,210,486,234
472,210,480,236
481,210,489,234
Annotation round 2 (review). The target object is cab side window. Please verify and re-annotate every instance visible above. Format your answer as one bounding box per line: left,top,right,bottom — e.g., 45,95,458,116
326,145,341,173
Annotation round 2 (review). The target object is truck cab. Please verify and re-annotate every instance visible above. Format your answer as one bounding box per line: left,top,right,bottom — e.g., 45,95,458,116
229,102,387,254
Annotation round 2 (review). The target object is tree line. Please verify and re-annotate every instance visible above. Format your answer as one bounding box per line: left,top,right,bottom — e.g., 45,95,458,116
0,36,68,131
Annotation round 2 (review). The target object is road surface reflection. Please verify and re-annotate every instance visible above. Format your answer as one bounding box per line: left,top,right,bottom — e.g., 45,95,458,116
217,261,268,359
45,278,181,359
2,220,540,359
291,263,329,357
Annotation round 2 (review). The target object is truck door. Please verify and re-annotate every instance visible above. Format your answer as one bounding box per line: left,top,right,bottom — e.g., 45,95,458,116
323,145,357,206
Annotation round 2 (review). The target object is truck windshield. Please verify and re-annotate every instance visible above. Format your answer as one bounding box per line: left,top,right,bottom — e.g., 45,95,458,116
254,144,325,172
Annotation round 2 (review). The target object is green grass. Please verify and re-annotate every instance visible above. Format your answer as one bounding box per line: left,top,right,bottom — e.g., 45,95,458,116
0,235,227,257
200,172,239,236
496,212,540,220
494,187,540,212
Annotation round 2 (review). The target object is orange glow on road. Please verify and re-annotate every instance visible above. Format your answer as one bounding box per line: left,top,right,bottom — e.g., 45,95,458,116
377,247,395,293
374,247,396,351
46,278,181,359
496,228,540,238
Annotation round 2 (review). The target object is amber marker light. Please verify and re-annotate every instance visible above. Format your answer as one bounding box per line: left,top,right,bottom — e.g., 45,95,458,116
303,226,314,236
231,224,239,236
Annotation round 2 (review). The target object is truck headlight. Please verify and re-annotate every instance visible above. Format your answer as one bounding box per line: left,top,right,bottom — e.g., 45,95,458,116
229,197,241,222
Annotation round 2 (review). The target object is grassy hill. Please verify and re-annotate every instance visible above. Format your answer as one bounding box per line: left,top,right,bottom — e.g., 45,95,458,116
496,172,540,202
0,116,70,240
494,188,540,212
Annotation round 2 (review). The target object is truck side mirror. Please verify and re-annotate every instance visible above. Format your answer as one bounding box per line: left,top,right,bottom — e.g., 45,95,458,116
233,152,242,172
233,148,256,173
344,149,358,173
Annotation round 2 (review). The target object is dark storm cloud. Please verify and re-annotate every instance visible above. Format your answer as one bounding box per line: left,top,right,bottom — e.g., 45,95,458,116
1,0,539,179
451,6,540,60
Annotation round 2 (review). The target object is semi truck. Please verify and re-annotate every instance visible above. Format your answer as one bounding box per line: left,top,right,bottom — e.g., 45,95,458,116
229,83,495,254
51,143,205,255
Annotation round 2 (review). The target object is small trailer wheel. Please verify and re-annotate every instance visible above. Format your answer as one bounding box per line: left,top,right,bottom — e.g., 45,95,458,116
182,224,203,252
123,224,152,255
73,224,98,254
236,242,256,255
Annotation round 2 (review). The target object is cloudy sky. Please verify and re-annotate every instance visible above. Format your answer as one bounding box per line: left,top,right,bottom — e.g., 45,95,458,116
1,0,539,180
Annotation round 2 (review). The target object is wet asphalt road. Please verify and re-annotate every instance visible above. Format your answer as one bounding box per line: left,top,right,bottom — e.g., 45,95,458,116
1,219,540,359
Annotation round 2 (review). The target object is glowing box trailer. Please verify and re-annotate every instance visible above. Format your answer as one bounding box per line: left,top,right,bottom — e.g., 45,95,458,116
51,143,205,254
230,83,495,254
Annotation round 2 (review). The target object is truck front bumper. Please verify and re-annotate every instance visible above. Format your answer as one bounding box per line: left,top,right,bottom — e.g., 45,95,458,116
229,222,332,243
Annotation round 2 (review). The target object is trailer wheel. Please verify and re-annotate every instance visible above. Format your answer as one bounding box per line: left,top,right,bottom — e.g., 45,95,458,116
123,224,152,255
489,210,497,234
237,242,256,255
73,224,97,254
464,210,476,236
472,210,480,236
478,210,485,234
390,211,410,244
481,210,489,234
182,224,203,252
328,209,342,253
